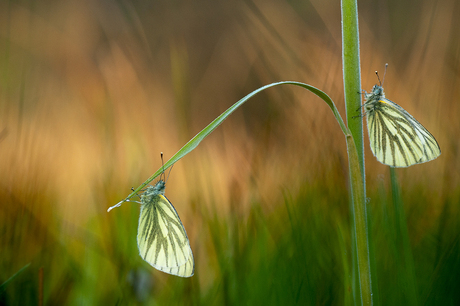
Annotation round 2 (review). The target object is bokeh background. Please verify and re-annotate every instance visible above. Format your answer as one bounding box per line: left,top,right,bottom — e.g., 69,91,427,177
1,0,459,305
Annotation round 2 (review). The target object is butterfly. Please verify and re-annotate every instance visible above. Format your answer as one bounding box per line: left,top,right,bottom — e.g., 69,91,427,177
107,154,194,277
136,178,194,277
362,66,441,167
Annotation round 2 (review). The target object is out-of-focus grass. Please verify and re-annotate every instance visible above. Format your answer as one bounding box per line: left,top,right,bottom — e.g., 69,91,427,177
1,0,459,305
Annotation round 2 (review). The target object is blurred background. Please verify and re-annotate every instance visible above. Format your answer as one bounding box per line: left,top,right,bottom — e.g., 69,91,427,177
0,0,459,304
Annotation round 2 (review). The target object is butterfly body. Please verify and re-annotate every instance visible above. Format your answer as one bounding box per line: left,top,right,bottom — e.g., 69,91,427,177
137,180,194,277
363,84,441,167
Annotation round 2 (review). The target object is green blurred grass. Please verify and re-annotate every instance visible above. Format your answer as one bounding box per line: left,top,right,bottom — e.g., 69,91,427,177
1,0,459,305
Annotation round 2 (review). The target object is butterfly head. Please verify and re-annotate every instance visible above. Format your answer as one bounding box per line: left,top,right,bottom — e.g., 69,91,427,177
141,180,166,204
371,84,384,96
152,180,166,193
364,84,385,108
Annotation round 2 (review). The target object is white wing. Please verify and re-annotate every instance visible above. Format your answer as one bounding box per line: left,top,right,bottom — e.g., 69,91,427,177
366,97,441,167
137,192,194,277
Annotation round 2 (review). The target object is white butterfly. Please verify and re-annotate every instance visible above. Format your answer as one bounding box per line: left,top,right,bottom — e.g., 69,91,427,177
363,72,441,167
136,179,194,277
108,154,194,277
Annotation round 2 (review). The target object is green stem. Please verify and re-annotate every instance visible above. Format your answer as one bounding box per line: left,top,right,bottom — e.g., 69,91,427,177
341,0,372,305
346,135,372,306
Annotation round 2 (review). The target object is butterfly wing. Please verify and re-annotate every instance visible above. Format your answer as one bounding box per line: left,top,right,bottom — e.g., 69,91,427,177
366,97,441,167
137,193,194,277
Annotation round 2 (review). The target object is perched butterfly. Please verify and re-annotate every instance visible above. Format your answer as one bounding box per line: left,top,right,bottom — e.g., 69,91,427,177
108,154,194,277
136,178,194,277
362,65,441,167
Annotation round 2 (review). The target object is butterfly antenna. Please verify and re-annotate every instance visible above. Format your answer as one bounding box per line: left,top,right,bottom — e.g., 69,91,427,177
382,63,388,86
159,152,174,183
160,152,165,181
166,164,174,184
375,70,382,86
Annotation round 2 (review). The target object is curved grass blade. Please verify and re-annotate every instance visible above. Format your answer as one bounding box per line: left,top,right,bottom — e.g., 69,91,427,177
108,81,348,211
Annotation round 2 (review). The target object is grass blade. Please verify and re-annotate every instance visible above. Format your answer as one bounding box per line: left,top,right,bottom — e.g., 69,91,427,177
109,81,347,210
